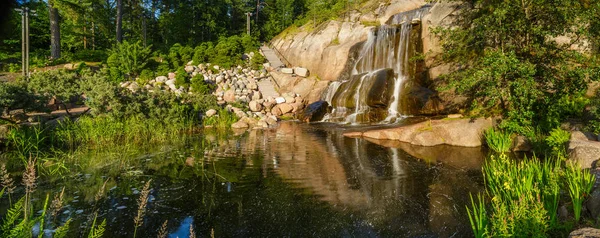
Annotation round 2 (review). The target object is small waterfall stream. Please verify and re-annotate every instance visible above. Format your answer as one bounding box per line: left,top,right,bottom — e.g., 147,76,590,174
323,7,429,124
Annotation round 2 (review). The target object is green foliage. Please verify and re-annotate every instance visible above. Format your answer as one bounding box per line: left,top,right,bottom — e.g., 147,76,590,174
175,68,189,88
484,128,512,153
190,74,214,94
53,219,71,238
27,69,80,110
466,193,488,238
106,41,152,81
6,125,49,159
70,50,108,62
565,163,595,223
0,82,47,116
250,52,266,70
203,109,237,128
88,214,106,238
78,70,123,115
138,69,154,86
481,154,562,236
435,0,600,133
545,128,571,157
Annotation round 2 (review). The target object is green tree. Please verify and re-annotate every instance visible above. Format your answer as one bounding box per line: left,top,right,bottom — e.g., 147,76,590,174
434,0,600,133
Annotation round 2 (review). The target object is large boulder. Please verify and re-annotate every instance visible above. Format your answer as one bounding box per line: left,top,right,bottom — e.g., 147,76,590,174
568,131,600,169
349,118,493,147
299,101,329,122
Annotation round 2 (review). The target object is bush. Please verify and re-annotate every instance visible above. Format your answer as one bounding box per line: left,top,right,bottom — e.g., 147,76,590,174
0,81,47,116
106,41,152,81
28,70,81,113
545,128,570,157
138,69,154,86
190,74,214,94
250,52,266,70
174,68,189,88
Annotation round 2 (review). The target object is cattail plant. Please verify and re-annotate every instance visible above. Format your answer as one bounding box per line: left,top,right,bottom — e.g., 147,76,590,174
50,187,65,218
157,220,168,238
0,163,15,204
133,179,152,238
22,157,36,222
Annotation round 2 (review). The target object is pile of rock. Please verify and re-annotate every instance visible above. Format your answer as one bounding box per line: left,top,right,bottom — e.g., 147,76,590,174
119,61,309,129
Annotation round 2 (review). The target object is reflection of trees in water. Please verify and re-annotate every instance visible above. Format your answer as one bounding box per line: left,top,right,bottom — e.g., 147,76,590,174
230,122,483,237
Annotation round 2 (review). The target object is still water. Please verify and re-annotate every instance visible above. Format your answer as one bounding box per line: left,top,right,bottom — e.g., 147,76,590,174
14,122,485,237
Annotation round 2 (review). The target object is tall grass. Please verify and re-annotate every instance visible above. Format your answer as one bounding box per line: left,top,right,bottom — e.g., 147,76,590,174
484,128,513,153
202,109,237,129
466,193,487,238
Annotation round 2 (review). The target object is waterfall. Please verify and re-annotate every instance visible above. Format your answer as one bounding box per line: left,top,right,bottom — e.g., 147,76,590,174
322,6,429,124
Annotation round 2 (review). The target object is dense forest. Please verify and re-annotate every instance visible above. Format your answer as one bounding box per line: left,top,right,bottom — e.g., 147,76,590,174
0,0,365,70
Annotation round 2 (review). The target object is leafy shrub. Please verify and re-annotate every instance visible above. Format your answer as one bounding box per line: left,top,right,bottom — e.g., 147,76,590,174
0,82,47,116
174,68,189,88
70,49,108,62
138,69,154,86
28,70,81,113
484,128,513,153
190,74,214,94
250,52,266,70
106,41,152,81
545,128,570,157
78,70,122,115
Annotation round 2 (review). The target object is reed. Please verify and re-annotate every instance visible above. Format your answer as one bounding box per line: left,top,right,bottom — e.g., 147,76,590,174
565,163,595,222
22,157,36,223
189,224,196,238
0,164,15,204
133,179,152,238
484,128,513,153
157,220,168,238
50,187,65,218
466,193,487,238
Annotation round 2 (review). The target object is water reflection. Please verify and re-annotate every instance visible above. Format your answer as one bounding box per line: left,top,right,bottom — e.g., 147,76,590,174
10,122,482,237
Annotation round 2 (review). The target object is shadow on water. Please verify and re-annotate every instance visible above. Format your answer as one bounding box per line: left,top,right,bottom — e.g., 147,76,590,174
3,122,484,237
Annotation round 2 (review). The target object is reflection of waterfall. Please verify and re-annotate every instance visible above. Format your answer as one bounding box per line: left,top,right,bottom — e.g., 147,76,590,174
323,6,429,124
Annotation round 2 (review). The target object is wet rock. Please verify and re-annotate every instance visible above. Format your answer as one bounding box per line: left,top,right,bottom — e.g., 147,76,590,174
299,101,329,122
366,68,395,109
569,228,600,238
358,118,494,147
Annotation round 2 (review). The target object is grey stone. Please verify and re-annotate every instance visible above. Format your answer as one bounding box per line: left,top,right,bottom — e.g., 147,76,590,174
206,109,217,117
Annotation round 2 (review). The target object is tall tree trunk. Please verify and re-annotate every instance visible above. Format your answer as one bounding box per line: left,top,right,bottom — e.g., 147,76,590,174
49,0,60,59
116,0,123,43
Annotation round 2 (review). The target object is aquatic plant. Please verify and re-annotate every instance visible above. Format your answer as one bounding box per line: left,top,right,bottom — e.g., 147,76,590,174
484,128,512,153
6,125,48,159
565,163,595,222
53,219,71,238
134,179,152,238
466,193,487,238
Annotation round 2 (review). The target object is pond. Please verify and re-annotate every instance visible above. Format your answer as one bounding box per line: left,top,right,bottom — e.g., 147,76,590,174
2,122,484,237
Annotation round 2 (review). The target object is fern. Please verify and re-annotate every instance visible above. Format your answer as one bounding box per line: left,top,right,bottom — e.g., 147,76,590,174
88,217,106,238
7,218,28,238
1,197,24,236
53,219,71,238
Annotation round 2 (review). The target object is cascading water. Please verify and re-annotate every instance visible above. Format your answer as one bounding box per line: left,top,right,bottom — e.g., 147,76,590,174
322,6,429,124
